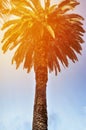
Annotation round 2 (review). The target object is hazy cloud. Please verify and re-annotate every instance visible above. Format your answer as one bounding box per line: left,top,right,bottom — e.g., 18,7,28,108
48,113,60,130
0,115,31,130
10,116,31,130
0,122,5,130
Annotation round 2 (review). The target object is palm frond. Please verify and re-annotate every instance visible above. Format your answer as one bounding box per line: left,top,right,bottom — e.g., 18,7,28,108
0,0,9,10
1,20,21,43
47,6,85,72
1,19,21,30
44,0,50,9
47,43,61,75
24,43,34,73
58,0,80,13
31,0,43,12
11,0,35,10
44,24,55,39
10,0,43,20
0,0,10,18
12,42,28,68
49,0,80,16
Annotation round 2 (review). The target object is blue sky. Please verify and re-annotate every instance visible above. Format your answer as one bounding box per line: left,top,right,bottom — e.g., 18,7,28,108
0,0,86,130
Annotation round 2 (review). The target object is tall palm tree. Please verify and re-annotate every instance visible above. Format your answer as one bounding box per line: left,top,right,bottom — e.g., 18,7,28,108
0,0,85,130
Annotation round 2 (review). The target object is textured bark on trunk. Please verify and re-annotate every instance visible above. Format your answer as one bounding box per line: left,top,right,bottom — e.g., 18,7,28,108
32,42,48,130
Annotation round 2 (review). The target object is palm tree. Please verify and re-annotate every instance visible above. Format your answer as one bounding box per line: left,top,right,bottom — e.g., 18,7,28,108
0,0,85,130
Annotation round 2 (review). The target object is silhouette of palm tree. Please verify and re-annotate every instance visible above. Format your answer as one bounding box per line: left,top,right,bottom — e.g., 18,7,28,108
0,0,85,130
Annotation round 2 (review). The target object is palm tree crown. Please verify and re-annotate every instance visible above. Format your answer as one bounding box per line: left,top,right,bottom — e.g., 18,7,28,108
1,0,85,74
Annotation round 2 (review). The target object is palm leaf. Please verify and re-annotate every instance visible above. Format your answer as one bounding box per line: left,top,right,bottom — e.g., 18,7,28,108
44,24,55,39
11,0,35,10
47,43,61,75
24,43,34,72
31,0,43,12
12,42,29,68
53,43,69,67
2,22,21,43
0,0,11,20
44,0,50,8
2,33,20,53
58,0,80,13
1,19,21,30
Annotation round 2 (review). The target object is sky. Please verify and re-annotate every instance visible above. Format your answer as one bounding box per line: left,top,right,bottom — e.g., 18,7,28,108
0,0,86,130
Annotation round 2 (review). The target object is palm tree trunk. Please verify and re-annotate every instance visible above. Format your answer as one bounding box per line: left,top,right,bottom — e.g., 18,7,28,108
32,67,48,130
32,42,48,130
